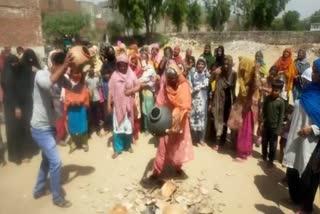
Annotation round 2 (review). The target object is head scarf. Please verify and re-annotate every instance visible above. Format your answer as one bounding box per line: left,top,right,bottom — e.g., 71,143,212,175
151,43,159,50
129,54,142,78
165,62,191,131
196,57,208,73
150,43,161,65
238,57,255,98
117,53,129,64
255,50,268,77
255,50,265,66
201,44,215,69
109,53,137,127
173,46,183,65
128,44,138,57
174,46,180,53
215,46,225,67
295,49,310,75
300,59,320,127
274,48,296,91
116,43,127,56
21,49,41,69
224,55,234,73
104,45,116,62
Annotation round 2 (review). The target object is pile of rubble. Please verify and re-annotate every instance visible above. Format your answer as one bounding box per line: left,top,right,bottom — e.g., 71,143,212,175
107,178,225,214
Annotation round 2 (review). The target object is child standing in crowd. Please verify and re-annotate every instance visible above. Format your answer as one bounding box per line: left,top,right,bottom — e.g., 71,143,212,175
256,66,279,146
262,79,285,167
65,69,90,153
86,68,103,136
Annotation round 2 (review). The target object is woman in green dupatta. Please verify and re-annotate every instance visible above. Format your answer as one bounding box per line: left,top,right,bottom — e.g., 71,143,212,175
201,44,215,70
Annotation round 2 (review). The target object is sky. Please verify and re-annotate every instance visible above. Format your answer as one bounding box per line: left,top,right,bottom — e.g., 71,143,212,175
84,0,320,18
285,0,320,18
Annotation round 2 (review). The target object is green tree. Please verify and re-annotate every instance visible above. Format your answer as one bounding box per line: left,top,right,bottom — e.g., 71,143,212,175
310,10,320,23
118,0,144,33
282,10,300,30
186,0,202,31
205,0,231,31
271,18,285,31
118,0,163,34
164,0,188,32
42,12,89,40
138,0,163,34
231,0,290,29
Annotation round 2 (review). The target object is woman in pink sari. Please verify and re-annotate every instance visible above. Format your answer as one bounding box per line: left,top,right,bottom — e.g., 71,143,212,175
151,62,194,177
229,57,259,161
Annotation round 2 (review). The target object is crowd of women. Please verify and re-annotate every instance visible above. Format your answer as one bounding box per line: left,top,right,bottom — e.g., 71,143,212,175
1,40,320,213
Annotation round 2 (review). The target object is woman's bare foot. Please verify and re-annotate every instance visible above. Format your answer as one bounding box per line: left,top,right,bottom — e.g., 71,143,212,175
69,144,77,154
112,152,120,159
234,157,245,162
199,141,206,146
212,145,219,151
83,144,89,152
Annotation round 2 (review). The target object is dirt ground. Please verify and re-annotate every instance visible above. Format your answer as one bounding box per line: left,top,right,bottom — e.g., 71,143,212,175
1,40,320,214
0,131,319,214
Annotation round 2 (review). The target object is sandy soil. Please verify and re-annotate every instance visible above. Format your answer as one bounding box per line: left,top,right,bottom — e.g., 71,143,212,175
0,40,320,214
0,131,319,214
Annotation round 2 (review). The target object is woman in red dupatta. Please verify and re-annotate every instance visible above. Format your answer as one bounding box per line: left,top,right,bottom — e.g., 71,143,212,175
152,62,194,177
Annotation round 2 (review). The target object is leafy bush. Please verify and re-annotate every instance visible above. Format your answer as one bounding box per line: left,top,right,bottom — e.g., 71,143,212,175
43,12,89,41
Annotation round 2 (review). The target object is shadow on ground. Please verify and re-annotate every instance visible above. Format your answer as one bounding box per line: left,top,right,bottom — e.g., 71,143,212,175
255,204,285,214
61,164,95,185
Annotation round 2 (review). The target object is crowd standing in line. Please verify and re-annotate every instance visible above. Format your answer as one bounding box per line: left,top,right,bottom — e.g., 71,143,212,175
0,40,320,214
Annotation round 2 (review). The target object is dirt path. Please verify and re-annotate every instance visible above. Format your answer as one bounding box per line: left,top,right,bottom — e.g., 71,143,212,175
0,132,319,214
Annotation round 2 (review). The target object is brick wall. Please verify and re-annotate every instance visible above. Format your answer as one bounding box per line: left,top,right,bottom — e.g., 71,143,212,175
0,0,43,47
40,0,80,13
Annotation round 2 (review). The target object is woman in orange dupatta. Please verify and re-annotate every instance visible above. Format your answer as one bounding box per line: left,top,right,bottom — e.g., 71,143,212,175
151,62,194,177
274,48,296,101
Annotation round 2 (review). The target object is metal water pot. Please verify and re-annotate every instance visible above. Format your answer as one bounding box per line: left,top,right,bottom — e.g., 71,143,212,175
147,106,172,136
